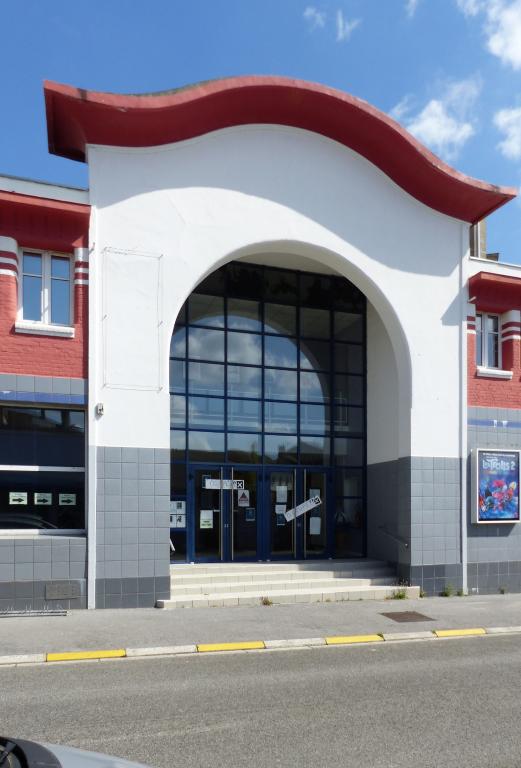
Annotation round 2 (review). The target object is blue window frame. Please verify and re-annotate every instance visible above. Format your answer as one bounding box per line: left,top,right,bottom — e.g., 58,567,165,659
169,262,366,557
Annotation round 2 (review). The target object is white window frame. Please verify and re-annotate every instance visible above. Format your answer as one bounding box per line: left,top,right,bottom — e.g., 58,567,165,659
476,312,501,370
16,249,74,337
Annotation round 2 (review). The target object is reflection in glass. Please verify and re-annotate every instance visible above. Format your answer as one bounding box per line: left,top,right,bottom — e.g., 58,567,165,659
335,312,363,342
334,374,363,405
170,430,186,461
188,431,224,462
228,263,262,299
227,299,261,331
300,339,330,371
169,360,186,394
265,369,297,401
301,274,331,308
227,433,261,463
333,405,364,433
334,438,364,466
335,497,363,527
264,269,297,304
188,294,224,327
227,332,262,365
265,434,298,464
227,366,262,398
334,343,364,374
265,402,297,433
300,435,330,465
188,397,225,429
188,328,224,361
264,303,296,336
300,371,330,403
51,278,70,325
335,469,363,497
170,327,186,358
188,362,224,396
228,399,262,432
265,336,297,368
170,395,186,428
300,403,329,434
300,307,330,339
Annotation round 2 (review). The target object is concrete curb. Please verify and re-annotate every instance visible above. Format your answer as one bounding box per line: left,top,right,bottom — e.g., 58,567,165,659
0,626,519,666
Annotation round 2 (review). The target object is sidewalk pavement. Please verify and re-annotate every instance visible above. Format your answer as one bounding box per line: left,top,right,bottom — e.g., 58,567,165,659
1,593,521,657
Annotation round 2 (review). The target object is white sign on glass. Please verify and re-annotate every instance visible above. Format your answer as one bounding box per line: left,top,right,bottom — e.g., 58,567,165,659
237,490,250,507
284,496,321,522
9,492,27,505
204,479,245,490
59,493,76,506
200,510,214,529
34,493,52,506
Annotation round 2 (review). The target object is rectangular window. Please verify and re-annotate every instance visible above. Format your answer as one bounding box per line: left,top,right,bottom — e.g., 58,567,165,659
21,251,72,326
476,313,500,368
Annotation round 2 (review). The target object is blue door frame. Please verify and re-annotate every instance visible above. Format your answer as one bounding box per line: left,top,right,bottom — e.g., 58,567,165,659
186,463,332,562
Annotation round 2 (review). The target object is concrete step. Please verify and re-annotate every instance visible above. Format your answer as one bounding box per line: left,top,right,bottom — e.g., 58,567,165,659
170,576,397,596
170,559,389,575
170,565,395,586
157,584,420,609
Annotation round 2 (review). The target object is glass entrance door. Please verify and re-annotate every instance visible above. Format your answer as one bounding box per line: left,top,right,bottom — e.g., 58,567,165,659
267,469,297,559
190,465,260,561
303,469,328,558
193,467,223,561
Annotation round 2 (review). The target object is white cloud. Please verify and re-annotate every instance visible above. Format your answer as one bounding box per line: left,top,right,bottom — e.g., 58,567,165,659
405,0,420,18
494,106,521,159
336,9,361,41
456,0,486,16
390,95,413,121
456,0,521,70
393,78,481,161
486,1,521,70
303,6,326,30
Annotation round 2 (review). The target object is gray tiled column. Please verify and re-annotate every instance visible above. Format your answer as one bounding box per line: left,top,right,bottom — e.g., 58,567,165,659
367,455,462,595
95,446,171,608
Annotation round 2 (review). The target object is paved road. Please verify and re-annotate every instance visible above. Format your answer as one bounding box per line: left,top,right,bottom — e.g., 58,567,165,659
2,636,521,768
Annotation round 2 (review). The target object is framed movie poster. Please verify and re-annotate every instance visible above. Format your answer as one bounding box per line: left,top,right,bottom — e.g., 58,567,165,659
473,449,521,524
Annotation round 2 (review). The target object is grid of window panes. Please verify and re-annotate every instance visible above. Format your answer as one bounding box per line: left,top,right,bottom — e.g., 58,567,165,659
170,262,366,551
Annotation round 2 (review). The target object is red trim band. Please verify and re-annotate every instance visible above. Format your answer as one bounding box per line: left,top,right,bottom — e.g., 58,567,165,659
44,77,516,224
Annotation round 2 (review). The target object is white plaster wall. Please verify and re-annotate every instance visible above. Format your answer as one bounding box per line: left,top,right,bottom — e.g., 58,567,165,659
366,301,399,465
87,124,466,459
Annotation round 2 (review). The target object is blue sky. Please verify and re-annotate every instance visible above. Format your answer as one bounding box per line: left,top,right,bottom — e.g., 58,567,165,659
1,0,521,261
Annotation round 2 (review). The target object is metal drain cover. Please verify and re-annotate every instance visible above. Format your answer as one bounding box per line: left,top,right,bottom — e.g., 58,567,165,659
381,611,434,623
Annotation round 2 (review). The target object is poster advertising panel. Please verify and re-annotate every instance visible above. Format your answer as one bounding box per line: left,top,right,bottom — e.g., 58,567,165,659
473,449,521,524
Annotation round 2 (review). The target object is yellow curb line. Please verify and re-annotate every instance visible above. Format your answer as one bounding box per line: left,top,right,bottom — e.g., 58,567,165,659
46,649,126,662
325,634,383,645
197,641,266,653
434,628,486,638
34,628,500,665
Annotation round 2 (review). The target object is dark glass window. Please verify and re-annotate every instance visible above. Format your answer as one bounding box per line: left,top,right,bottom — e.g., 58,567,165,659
0,406,85,466
265,435,298,464
300,308,330,339
227,299,261,331
265,336,298,368
188,397,225,430
227,433,261,463
188,328,225,362
188,294,224,327
228,399,262,432
188,431,224,462
0,470,85,530
300,339,330,371
227,366,262,398
188,362,224,397
265,369,297,401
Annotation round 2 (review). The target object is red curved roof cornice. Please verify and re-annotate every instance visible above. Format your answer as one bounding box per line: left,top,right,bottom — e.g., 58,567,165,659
44,76,517,223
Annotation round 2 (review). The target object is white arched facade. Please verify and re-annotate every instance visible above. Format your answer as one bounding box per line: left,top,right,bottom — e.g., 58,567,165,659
87,124,468,604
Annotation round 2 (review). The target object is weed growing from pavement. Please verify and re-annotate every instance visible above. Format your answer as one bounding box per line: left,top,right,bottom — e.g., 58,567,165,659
440,583,454,597
260,596,273,606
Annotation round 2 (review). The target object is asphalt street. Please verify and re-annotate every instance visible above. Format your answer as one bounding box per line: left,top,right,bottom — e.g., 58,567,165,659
2,635,521,768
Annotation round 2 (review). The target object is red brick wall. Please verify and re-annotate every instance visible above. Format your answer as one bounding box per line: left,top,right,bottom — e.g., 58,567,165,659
468,332,521,409
0,274,87,378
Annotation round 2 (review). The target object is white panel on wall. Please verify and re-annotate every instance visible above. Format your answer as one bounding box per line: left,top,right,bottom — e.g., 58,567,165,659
102,248,163,390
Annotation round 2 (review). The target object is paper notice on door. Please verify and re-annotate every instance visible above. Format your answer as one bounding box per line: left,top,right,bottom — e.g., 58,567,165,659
237,489,250,507
200,510,214,529
275,504,286,515
309,516,321,536
309,488,320,500
276,486,287,503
